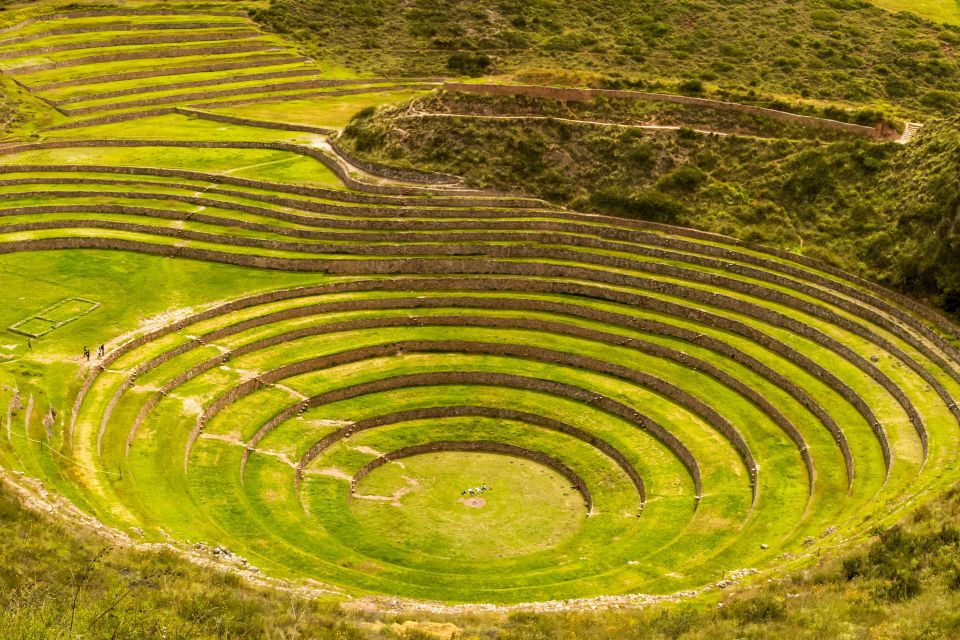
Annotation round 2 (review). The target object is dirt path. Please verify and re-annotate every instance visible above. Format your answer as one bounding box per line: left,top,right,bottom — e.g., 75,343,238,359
353,474,419,506
397,111,794,142
343,568,759,616
199,432,296,467
309,467,352,481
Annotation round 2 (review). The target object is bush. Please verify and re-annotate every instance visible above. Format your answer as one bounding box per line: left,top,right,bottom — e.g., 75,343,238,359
447,52,492,76
657,166,708,193
881,570,922,602
842,554,868,580
652,607,700,638
853,108,884,125
921,90,960,113
722,594,787,624
356,105,378,120
678,79,704,94
342,121,385,152
588,188,686,223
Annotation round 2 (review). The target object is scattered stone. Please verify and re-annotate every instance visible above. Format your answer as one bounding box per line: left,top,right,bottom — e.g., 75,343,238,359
726,569,758,580
130,527,144,537
760,543,768,549
802,536,815,546
822,526,838,538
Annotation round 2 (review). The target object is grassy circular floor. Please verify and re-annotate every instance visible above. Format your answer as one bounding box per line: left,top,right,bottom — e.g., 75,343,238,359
348,451,588,561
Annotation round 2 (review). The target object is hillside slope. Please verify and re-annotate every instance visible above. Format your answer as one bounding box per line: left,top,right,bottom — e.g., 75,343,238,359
880,120,960,309
253,0,960,116
339,92,960,311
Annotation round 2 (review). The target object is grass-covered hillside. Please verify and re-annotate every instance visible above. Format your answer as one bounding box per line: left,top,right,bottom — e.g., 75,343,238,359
340,91,960,311
253,0,960,117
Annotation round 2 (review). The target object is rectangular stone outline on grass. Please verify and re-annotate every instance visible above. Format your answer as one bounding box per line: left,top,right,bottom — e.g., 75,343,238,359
8,296,100,338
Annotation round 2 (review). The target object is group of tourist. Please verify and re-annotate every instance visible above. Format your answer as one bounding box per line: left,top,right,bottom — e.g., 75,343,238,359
82,344,105,361
461,484,488,496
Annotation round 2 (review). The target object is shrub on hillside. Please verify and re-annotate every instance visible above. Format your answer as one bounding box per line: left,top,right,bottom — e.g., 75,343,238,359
446,52,492,77
921,90,960,113
657,165,708,193
678,79,704,95
721,594,787,624
342,118,385,152
587,188,685,223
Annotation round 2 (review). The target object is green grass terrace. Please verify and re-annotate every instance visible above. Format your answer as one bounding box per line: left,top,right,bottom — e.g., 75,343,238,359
0,122,957,603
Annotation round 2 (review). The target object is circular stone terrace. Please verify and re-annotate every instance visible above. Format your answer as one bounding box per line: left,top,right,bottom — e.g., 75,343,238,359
0,6,956,608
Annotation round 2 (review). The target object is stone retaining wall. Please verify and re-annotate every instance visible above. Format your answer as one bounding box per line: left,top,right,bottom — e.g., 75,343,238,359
0,183,532,219
69,268,900,478
0,142,495,197
332,259,922,453
10,43,281,75
0,30,257,61
55,190,940,406
41,109,179,130
298,405,646,506
33,55,306,91
192,84,438,110
113,302,783,497
210,339,734,495
11,168,951,399
62,80,435,116
2,204,903,423
103,289,842,487
0,163,540,206
77,272,875,480
175,108,336,135
56,69,319,105
350,440,594,511
0,22,255,49
0,9,246,36
444,82,881,138
239,370,702,500
23,194,938,448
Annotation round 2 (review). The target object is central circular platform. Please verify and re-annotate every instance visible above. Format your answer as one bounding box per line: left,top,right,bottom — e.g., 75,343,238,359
349,451,588,561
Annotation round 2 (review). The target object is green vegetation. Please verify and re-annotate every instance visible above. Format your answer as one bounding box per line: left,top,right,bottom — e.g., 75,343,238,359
350,452,586,560
0,128,954,603
870,0,960,24
0,0,958,636
340,91,960,310
0,478,361,639
254,0,960,117
5,473,960,638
